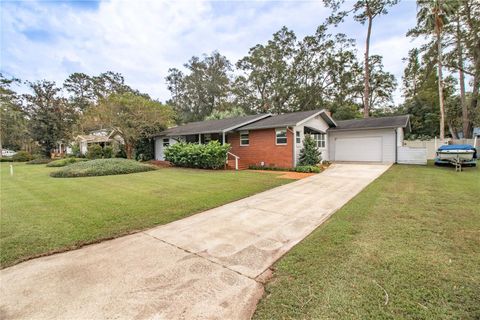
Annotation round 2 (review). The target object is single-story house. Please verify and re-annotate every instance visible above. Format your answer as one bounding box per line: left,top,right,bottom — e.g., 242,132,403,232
153,110,414,169
75,128,124,155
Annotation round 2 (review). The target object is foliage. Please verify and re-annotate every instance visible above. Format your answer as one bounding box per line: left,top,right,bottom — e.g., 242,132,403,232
84,92,173,159
294,165,321,173
164,141,230,169
24,80,78,156
26,157,52,165
205,106,246,120
103,146,114,159
46,158,88,167
71,143,82,158
134,138,153,161
0,157,13,162
166,52,233,122
50,158,157,178
11,151,33,162
0,74,30,151
86,144,104,159
323,0,399,117
298,135,321,166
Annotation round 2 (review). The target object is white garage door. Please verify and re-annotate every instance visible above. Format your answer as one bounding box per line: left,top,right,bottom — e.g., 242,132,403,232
334,137,382,162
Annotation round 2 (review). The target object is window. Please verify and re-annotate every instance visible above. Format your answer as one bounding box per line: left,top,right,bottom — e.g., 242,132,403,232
276,129,287,145
162,138,170,147
296,131,301,144
240,131,249,146
313,133,326,148
204,134,211,144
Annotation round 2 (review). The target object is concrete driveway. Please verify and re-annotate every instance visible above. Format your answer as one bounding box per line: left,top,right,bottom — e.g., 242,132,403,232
0,164,390,320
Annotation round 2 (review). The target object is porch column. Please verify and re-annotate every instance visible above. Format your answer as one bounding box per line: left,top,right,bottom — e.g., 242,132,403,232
222,132,226,145
198,134,201,144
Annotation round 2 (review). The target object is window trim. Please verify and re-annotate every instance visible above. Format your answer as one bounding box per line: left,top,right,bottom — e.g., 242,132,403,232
295,131,301,144
275,128,288,145
313,133,326,148
162,138,170,147
204,133,212,144
240,131,249,146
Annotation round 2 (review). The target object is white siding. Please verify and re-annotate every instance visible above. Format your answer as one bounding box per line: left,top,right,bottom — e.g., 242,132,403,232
154,137,178,160
329,128,396,163
294,115,331,165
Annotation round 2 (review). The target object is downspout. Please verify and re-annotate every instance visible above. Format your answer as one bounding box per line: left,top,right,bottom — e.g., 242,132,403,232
395,128,398,163
287,126,296,168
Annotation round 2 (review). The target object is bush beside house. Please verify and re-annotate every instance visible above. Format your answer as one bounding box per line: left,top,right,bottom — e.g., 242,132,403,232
298,135,321,166
164,141,230,169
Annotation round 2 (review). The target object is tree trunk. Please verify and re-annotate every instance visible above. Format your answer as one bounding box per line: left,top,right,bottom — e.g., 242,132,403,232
437,31,445,141
126,143,133,159
457,19,471,138
363,8,373,118
448,121,458,139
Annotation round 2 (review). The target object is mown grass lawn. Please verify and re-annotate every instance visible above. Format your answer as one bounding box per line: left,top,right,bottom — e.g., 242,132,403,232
254,162,479,319
0,163,290,268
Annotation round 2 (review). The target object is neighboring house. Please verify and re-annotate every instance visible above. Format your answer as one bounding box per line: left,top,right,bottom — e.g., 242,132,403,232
75,128,124,155
1,149,17,157
153,110,412,169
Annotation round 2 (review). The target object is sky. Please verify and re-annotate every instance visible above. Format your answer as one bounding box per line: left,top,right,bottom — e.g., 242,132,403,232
1,0,423,104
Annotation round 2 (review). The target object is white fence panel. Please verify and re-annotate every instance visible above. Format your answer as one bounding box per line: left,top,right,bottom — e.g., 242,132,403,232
397,147,427,165
404,138,478,159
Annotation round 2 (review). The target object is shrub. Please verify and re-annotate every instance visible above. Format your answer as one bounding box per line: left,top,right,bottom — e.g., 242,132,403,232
27,157,52,165
164,141,230,169
12,151,33,162
71,143,82,158
103,146,114,158
298,135,321,166
294,165,321,173
47,158,88,167
86,144,104,159
50,158,157,178
0,157,13,162
248,165,292,171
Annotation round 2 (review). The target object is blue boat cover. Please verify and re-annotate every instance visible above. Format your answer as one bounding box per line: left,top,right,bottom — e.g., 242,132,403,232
438,144,475,151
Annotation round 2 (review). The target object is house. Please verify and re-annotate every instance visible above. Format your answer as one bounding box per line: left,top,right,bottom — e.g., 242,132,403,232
75,128,124,155
153,110,412,169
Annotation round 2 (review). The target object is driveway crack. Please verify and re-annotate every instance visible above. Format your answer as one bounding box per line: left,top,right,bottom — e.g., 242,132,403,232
142,231,260,283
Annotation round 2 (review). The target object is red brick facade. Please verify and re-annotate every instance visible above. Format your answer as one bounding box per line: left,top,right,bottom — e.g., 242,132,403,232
228,128,294,168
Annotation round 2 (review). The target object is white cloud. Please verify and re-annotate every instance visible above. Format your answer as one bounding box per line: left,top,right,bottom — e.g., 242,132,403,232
1,0,421,104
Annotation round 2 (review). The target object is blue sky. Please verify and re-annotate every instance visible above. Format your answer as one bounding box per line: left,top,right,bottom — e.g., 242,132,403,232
1,0,422,103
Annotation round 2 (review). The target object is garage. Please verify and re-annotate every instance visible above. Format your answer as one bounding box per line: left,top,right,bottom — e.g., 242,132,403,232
334,137,382,162
328,115,411,163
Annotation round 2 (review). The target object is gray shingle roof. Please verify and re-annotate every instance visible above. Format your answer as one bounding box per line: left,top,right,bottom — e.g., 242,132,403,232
155,114,270,136
238,109,334,130
329,115,410,131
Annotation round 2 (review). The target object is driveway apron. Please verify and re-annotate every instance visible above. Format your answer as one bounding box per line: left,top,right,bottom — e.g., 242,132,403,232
0,164,390,320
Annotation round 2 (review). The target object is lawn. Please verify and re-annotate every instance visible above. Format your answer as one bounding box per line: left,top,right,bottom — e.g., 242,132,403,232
254,163,480,319
0,163,290,268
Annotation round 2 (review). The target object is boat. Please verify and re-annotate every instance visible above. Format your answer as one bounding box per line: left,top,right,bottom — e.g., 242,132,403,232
435,144,477,170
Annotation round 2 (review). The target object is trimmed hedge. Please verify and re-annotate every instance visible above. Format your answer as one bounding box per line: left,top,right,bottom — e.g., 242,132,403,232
164,141,230,169
46,158,88,167
294,165,321,173
12,151,33,162
27,158,52,165
50,158,157,178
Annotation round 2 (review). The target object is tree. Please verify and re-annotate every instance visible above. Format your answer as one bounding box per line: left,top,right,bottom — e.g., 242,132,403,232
166,52,233,122
86,92,174,159
236,27,298,114
402,48,423,99
63,72,95,112
409,0,458,140
205,107,246,120
0,74,31,152
24,81,78,156
324,0,399,117
298,134,321,166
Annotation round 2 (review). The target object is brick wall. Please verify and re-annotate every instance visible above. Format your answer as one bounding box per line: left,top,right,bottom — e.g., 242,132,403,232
228,128,294,168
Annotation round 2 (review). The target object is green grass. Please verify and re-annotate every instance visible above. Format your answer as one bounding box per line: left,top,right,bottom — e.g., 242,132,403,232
50,158,156,177
254,163,480,320
0,163,290,268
